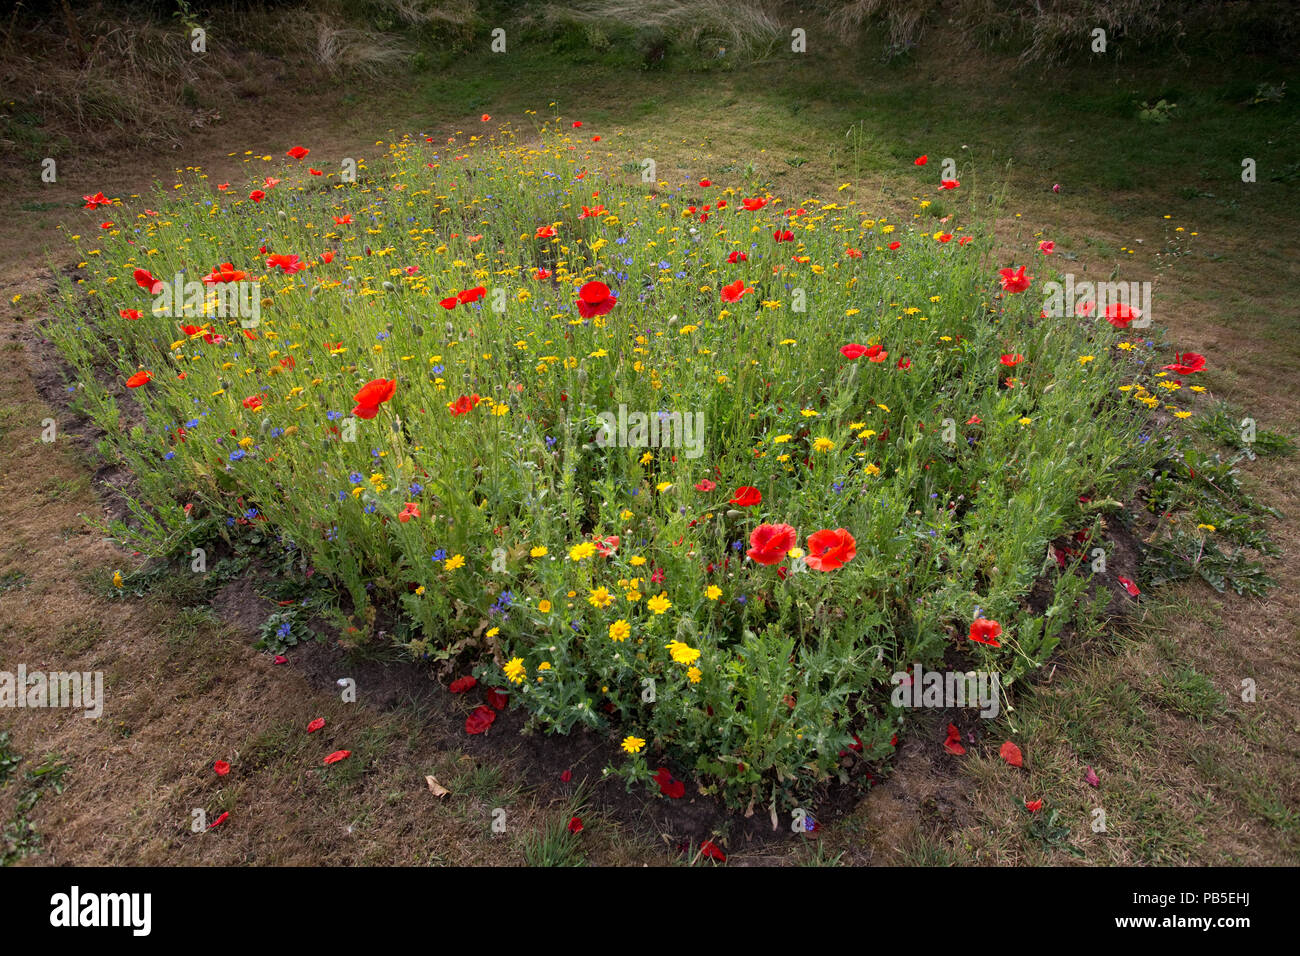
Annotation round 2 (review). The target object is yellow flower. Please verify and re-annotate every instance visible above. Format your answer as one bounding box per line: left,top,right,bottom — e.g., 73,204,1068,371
665,640,701,665
1018,417,1032,426
530,545,548,558
503,657,526,684
1197,523,1216,532
486,626,500,638
537,600,551,613
588,586,614,609
813,437,836,453
639,451,653,465
621,735,645,754
772,434,792,444
609,619,631,642
865,462,881,476
569,541,596,561
112,570,123,589
629,556,647,567
686,666,702,684
705,585,723,601
647,592,672,614
444,553,466,571
1078,355,1095,365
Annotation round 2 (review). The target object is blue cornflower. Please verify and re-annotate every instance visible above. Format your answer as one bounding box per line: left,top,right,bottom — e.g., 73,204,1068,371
229,449,245,462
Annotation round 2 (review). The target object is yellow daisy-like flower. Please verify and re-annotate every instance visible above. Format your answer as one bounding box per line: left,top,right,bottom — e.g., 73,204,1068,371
647,592,673,615
629,555,647,567
705,585,723,601
1197,523,1216,532
656,481,673,492
486,627,500,638
1079,355,1095,365
588,586,614,609
686,666,702,684
1018,417,1032,426
813,437,836,453
621,735,646,755
639,451,653,465
537,600,552,613
865,462,881,476
569,541,597,561
609,619,631,642
530,545,548,558
503,657,526,684
772,434,792,444
444,553,466,571
665,640,701,665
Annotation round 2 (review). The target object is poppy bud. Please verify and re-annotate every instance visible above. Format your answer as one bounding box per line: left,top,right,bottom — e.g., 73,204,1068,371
412,324,423,336
382,281,395,292
576,368,588,386
726,509,741,518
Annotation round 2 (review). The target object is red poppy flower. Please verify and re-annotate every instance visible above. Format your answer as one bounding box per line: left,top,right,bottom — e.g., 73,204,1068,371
943,723,966,755
726,250,747,264
1104,303,1141,328
309,168,323,176
100,221,113,230
840,343,869,360
998,266,1031,293
742,197,766,211
968,617,1002,647
594,535,620,557
560,769,573,782
999,741,1024,768
937,233,952,243
449,676,477,694
913,156,928,166
1038,240,1055,255
576,280,617,317
83,191,112,209
865,344,888,362
202,263,247,285
1025,799,1043,813
654,767,686,799
447,393,482,417
773,229,794,242
398,502,421,523
747,523,797,565
125,370,152,388
700,839,727,862
286,146,310,160
320,250,335,263
805,528,857,571
353,378,396,419
728,486,761,507
720,279,750,302
323,750,351,765
845,247,863,258
940,179,960,189
694,478,716,492
1164,353,1201,374
457,286,487,304
242,395,263,411
535,225,556,238
266,253,304,274
888,241,901,251
567,816,584,834
333,214,352,225
134,268,164,294
896,357,911,369
1117,575,1141,596
250,190,265,203
465,705,496,735
307,718,326,733
120,309,142,320
999,353,1024,367
533,268,551,280
965,415,982,425
214,760,230,776
580,205,606,218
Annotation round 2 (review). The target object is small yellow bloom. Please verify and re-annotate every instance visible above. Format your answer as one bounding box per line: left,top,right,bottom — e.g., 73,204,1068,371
1018,417,1032,426
538,600,552,613
569,541,596,561
621,735,646,754
647,592,672,615
530,545,548,558
629,556,647,567
665,640,701,665
813,437,836,453
686,666,702,684
444,553,466,571
609,619,631,642
588,586,614,609
705,585,723,601
503,657,526,684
